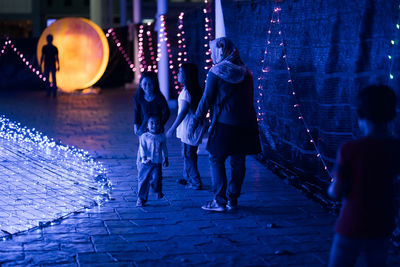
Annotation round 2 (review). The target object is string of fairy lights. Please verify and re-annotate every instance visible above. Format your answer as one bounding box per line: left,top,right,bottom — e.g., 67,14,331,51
255,6,278,151
0,40,7,58
257,4,331,179
0,116,111,240
106,28,137,72
172,11,188,92
138,22,158,72
106,12,189,93
388,4,400,82
158,14,178,90
138,24,147,72
202,0,213,73
177,12,188,68
157,14,172,66
146,22,158,72
1,37,47,83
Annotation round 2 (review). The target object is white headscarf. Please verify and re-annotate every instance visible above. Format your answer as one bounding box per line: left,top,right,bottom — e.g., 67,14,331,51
209,37,249,84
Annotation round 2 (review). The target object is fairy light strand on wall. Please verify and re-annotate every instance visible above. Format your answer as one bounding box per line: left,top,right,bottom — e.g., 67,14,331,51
388,4,400,82
258,5,332,179
255,6,278,151
203,0,213,73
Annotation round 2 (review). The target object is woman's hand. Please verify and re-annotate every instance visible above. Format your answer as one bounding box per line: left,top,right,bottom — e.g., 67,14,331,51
136,124,147,136
141,157,151,164
328,177,345,201
188,117,199,137
163,157,169,167
136,128,144,136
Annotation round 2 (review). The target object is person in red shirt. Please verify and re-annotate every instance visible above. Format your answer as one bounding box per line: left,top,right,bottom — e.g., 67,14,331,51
328,85,400,266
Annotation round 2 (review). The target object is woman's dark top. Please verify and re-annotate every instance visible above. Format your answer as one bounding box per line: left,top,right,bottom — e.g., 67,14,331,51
194,71,260,157
133,92,170,132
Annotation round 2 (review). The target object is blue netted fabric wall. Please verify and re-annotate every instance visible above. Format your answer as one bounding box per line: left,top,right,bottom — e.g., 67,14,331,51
184,0,400,185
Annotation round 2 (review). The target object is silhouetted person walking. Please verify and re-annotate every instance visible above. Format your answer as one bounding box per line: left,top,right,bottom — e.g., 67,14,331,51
40,34,59,98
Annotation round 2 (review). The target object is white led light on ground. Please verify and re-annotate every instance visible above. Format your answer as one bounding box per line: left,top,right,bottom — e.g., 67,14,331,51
0,116,111,239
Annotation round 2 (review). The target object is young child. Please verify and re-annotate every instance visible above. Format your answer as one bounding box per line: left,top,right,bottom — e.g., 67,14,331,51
328,85,400,266
136,116,169,207
166,63,204,190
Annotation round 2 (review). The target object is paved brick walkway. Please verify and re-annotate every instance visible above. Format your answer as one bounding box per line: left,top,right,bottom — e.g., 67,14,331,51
0,88,398,266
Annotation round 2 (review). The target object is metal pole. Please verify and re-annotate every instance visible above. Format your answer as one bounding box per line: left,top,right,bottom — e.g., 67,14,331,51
133,0,141,85
90,0,103,28
108,0,114,28
215,0,226,38
120,0,126,26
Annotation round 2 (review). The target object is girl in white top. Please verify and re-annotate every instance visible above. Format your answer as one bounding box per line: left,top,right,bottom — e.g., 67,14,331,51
166,63,204,189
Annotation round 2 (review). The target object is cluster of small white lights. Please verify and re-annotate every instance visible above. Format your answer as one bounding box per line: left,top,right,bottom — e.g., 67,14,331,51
138,23,158,73
202,0,213,73
388,4,400,81
2,38,46,83
173,12,188,92
106,28,136,72
257,5,331,180
0,116,111,240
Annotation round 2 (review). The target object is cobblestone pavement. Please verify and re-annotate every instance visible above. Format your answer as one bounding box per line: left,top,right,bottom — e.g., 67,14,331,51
0,88,398,266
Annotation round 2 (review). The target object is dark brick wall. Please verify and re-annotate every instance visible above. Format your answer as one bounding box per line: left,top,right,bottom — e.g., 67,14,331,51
184,0,400,183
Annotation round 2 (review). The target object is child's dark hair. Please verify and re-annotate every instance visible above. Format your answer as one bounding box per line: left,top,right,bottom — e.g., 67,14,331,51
357,85,396,123
145,115,161,130
180,63,203,112
147,115,160,123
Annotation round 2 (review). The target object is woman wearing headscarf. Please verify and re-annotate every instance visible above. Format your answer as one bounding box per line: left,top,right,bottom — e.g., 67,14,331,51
190,37,261,211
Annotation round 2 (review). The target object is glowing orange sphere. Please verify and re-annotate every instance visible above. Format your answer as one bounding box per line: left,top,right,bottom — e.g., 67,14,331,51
37,17,109,91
